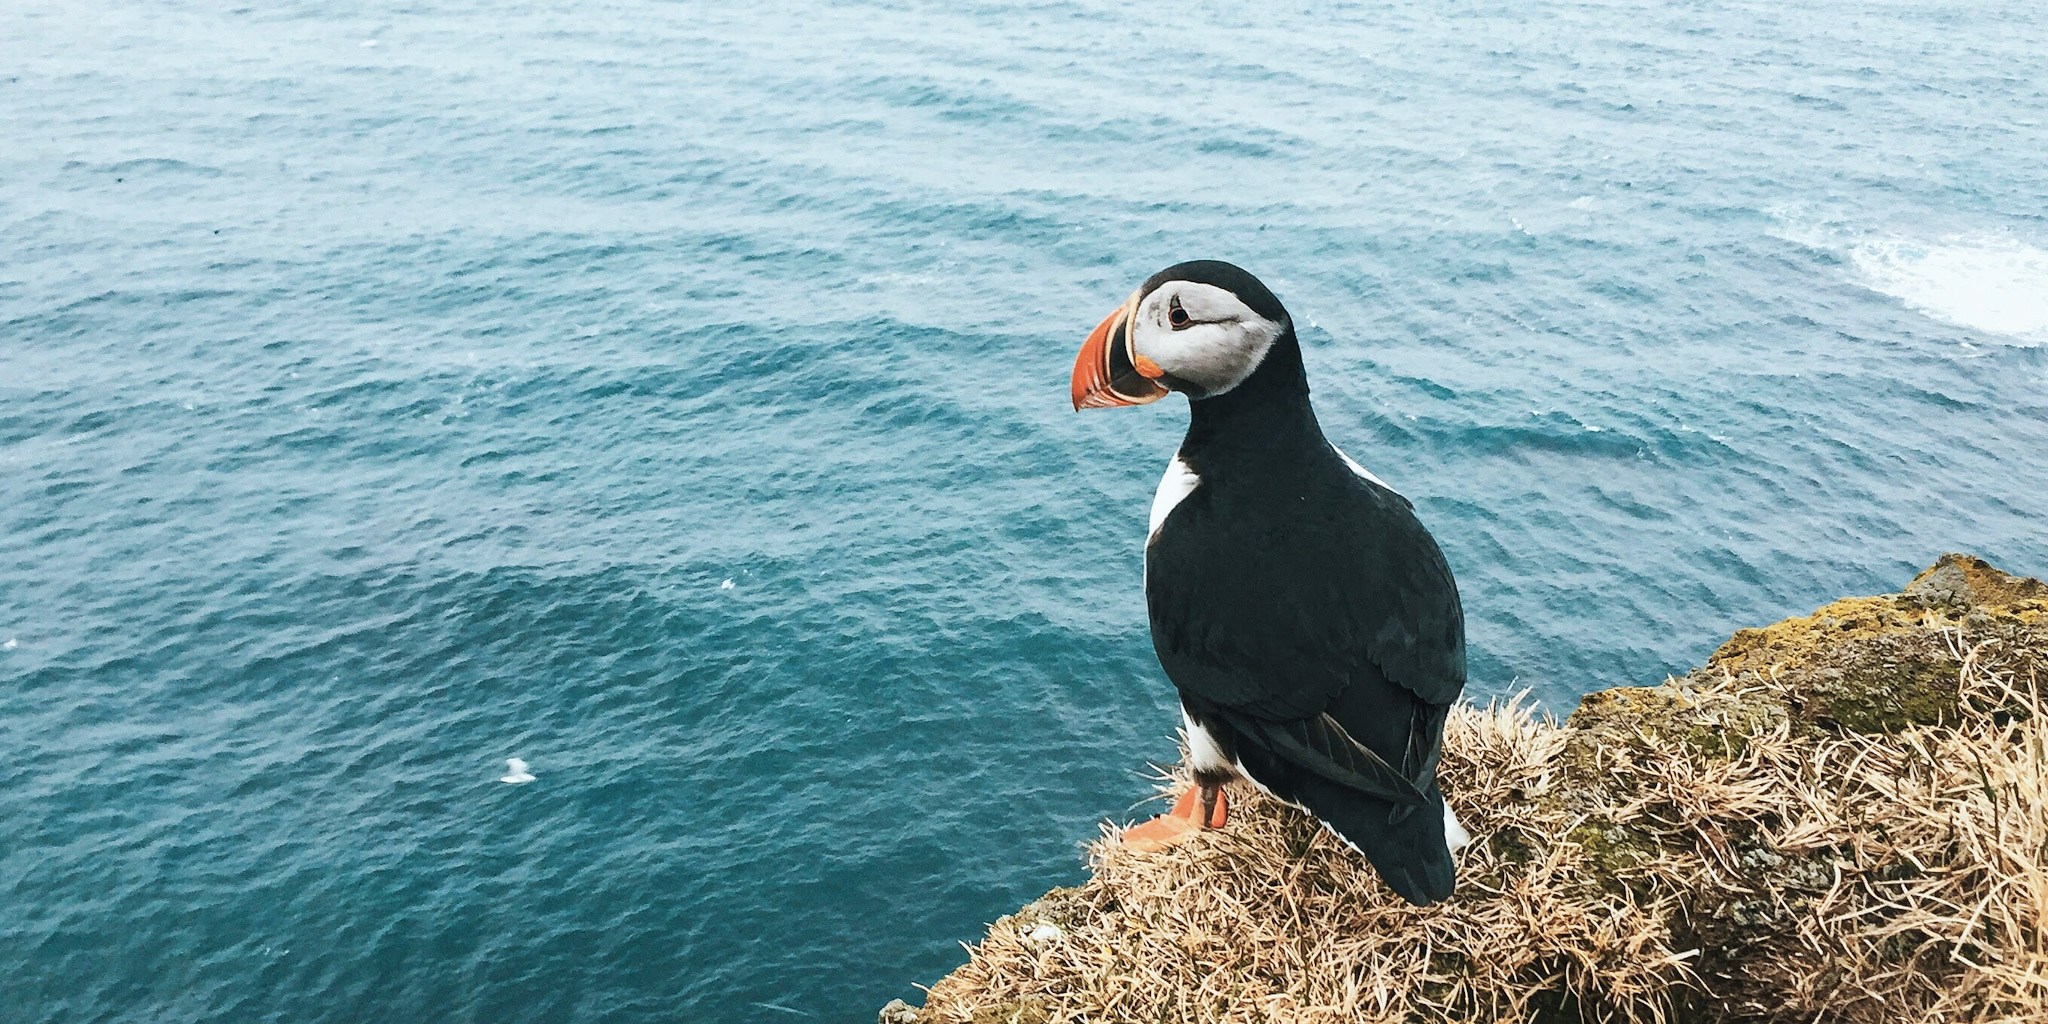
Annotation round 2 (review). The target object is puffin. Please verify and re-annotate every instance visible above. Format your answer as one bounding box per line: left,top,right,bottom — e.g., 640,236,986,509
1070,260,1470,906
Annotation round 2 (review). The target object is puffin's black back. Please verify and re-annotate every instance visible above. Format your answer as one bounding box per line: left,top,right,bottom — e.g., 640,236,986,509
1144,315,1467,906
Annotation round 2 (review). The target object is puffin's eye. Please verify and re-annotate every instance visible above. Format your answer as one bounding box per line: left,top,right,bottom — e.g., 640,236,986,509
1168,298,1190,328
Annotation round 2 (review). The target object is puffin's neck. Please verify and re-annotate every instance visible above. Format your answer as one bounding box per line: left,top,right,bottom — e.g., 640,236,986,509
1180,330,1325,464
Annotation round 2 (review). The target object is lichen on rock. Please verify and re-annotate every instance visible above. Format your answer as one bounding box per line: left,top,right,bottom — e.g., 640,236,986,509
891,556,2048,1024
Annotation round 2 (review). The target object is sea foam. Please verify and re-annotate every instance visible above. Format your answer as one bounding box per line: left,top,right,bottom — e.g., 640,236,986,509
1850,235,2048,345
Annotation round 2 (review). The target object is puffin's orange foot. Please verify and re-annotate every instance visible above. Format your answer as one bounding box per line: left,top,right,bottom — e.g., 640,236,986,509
1121,786,1228,852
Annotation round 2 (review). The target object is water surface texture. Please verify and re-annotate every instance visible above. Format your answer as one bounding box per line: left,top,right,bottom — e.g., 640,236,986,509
5,2,2047,1021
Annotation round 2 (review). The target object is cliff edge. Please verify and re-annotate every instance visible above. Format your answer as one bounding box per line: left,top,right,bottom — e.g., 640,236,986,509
888,555,2048,1024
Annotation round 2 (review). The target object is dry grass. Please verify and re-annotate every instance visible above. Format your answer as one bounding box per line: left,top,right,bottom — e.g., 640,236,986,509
909,558,2048,1024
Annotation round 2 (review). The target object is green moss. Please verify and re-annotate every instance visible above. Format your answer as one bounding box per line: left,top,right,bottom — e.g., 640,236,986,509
1690,556,2048,738
1568,820,1658,886
966,998,1048,1024
1714,627,1771,663
1563,681,1789,776
1011,887,1088,930
1489,826,1535,866
1804,650,1961,732
1705,596,1923,675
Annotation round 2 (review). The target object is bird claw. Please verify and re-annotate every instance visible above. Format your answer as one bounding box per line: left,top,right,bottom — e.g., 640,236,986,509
1121,786,1227,852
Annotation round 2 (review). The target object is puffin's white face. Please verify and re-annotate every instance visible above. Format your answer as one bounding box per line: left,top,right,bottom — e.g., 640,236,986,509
1127,281,1286,398
1070,268,1293,410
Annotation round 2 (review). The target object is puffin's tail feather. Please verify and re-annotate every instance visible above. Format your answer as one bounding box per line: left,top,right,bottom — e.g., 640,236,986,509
1293,777,1456,906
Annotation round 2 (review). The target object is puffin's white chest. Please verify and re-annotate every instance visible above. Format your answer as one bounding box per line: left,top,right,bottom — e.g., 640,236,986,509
1147,455,1202,542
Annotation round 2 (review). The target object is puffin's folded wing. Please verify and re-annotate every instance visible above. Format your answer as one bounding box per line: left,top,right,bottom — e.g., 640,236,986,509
1218,710,1428,806
1147,478,1466,717
1335,487,1466,707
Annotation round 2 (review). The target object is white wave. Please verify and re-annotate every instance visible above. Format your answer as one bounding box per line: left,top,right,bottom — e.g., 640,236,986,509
1847,234,2048,345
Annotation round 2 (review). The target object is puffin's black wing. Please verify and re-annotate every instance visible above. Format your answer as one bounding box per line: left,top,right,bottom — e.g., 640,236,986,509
1144,454,1465,724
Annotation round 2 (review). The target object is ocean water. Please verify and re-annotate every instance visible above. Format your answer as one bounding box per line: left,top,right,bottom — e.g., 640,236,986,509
4,1,2046,1020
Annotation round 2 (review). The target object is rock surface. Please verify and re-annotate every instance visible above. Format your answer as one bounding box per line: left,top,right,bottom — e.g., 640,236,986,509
890,555,2048,1024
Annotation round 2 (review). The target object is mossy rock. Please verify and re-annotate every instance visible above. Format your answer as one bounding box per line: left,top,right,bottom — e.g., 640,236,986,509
1565,820,1660,887
1901,552,2048,611
1786,632,1964,731
1563,679,1788,772
1007,886,1087,932
965,1000,1048,1024
1683,555,2048,734
1707,594,1932,676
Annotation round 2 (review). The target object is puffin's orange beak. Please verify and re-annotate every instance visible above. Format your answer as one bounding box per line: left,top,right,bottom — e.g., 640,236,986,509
1071,291,1169,411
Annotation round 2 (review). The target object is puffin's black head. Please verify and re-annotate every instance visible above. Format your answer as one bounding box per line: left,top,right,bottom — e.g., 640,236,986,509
1071,260,1293,410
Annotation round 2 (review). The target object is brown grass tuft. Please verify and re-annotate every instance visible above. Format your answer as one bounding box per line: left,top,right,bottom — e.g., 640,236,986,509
909,557,2048,1023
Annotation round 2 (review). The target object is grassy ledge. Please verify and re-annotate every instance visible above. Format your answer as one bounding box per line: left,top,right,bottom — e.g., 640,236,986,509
885,555,2048,1024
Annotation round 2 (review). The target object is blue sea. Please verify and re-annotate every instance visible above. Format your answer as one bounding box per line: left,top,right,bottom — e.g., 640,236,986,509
4,1,2046,1021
